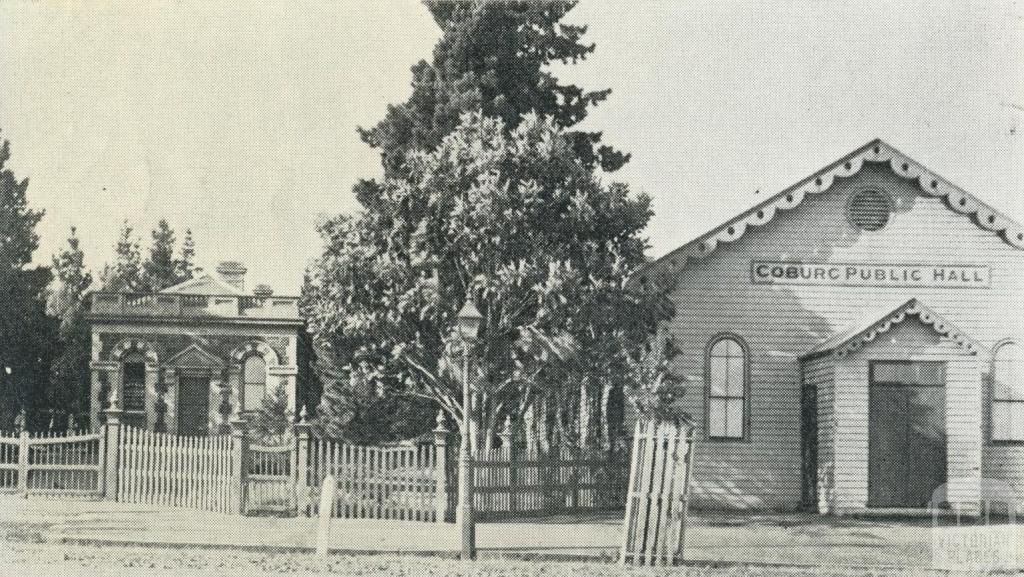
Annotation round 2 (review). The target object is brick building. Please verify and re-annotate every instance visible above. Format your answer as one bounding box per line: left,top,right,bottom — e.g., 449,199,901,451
86,262,304,435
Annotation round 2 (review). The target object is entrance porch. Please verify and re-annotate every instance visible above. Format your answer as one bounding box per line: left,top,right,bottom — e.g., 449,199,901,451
801,299,983,516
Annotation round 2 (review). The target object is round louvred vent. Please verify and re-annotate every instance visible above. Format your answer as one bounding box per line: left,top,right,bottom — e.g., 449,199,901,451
846,189,893,231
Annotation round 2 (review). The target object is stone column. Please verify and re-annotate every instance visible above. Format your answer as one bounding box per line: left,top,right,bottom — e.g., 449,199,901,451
230,414,249,514
294,407,312,516
433,410,451,523
102,390,123,500
498,417,516,515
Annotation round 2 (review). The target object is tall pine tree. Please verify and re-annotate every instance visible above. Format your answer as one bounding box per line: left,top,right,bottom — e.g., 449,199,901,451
142,219,179,291
0,131,57,429
355,0,627,205
47,227,93,424
101,223,143,292
175,228,196,282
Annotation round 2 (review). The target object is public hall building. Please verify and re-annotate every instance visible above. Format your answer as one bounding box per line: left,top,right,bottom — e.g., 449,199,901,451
638,140,1023,514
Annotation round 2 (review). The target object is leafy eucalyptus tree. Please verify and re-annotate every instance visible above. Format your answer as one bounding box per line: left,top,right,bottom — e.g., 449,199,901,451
305,114,669,449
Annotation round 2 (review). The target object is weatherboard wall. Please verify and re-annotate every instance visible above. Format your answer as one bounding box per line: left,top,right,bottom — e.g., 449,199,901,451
660,161,1023,510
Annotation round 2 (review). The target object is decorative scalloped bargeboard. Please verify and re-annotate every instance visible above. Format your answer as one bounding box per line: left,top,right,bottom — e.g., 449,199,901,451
642,139,1024,283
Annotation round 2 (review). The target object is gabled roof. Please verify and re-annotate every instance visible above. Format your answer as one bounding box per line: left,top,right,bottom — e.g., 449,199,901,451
801,298,982,361
640,139,1024,282
160,272,244,296
164,343,225,369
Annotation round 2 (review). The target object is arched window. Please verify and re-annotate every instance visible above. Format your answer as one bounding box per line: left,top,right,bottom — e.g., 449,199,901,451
243,355,267,412
707,336,748,440
992,341,1024,442
122,352,146,414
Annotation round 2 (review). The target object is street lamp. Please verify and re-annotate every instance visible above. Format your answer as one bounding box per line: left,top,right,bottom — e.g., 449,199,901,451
455,297,483,561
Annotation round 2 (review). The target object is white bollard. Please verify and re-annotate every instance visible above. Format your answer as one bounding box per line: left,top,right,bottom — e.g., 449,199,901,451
315,474,337,557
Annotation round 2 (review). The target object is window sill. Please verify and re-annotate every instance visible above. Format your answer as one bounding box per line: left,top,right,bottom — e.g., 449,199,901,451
706,435,749,443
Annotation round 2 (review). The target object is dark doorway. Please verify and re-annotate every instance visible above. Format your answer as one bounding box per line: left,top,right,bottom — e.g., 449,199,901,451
868,361,947,508
177,373,210,436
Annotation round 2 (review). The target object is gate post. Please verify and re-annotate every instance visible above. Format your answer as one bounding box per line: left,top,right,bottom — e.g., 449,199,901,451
230,414,249,515
498,416,516,515
17,429,29,495
294,407,311,517
102,391,123,500
433,410,450,523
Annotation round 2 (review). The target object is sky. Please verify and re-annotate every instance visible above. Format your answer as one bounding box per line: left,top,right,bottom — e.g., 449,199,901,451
1,0,1021,294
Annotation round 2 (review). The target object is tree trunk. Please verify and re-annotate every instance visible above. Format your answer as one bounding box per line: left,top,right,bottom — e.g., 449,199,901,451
600,379,613,452
523,399,538,454
537,395,550,453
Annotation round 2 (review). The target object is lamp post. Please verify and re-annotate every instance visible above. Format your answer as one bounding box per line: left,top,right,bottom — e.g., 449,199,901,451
456,298,483,561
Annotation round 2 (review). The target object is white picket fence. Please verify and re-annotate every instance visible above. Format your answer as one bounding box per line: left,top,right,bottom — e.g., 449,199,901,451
620,419,695,567
117,425,235,513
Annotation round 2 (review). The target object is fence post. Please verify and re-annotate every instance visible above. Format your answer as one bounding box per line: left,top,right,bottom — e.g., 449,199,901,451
433,410,450,524
498,416,515,515
17,429,29,496
230,414,249,515
103,391,123,501
568,446,580,510
294,407,311,517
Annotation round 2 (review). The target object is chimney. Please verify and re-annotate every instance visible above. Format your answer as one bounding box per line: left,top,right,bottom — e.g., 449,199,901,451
216,261,247,292
252,284,273,298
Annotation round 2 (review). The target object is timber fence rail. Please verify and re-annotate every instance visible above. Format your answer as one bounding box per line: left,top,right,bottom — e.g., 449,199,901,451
0,429,104,496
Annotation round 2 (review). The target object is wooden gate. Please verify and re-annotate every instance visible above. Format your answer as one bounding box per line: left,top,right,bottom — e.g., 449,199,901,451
246,442,295,514
0,430,104,496
117,425,234,513
620,419,695,567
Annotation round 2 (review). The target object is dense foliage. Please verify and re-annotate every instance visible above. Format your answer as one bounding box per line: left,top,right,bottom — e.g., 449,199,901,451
305,112,670,449
303,1,673,448
0,132,57,429
101,220,196,292
46,227,94,426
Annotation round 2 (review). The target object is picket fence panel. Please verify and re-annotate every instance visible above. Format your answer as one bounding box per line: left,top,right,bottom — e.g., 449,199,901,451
117,425,234,513
307,438,440,522
0,429,103,496
473,446,629,519
620,419,695,567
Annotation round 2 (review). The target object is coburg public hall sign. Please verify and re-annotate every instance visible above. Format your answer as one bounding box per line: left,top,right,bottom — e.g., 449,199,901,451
750,261,991,288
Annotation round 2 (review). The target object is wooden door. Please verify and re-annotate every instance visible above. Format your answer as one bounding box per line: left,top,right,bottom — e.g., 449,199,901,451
177,373,210,436
868,361,946,508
